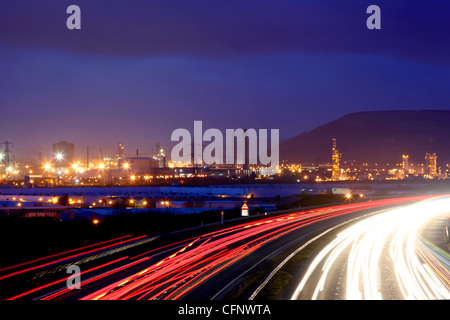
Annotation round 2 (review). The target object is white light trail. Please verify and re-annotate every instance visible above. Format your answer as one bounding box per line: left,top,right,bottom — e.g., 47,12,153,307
291,196,450,300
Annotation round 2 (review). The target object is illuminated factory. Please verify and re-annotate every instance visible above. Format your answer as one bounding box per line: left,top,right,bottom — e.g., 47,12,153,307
52,141,75,167
3,136,450,188
402,155,409,178
331,138,341,181
425,153,437,178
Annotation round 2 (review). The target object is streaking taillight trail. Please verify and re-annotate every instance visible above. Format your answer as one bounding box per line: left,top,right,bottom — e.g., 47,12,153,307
2,196,428,300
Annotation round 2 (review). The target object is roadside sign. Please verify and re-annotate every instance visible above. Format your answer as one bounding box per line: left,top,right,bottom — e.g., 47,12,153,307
241,202,249,216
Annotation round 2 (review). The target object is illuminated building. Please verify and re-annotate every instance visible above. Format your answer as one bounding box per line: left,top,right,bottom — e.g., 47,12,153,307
331,138,340,180
154,143,166,168
118,157,159,174
52,141,74,165
425,153,437,178
402,155,409,178
116,143,125,160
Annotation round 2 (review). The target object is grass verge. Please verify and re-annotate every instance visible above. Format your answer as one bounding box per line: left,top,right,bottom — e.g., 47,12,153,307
224,223,349,300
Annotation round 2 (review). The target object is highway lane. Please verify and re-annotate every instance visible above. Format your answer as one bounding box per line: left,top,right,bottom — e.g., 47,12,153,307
289,196,450,300
187,198,429,300
0,196,429,300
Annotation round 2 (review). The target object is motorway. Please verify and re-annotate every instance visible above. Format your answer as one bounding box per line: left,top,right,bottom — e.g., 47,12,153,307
0,195,442,300
289,195,450,300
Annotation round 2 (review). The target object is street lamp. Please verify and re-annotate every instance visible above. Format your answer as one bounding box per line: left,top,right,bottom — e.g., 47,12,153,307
346,193,352,203
130,174,137,192
54,153,64,186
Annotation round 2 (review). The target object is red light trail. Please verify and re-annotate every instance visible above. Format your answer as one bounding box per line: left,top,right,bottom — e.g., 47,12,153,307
1,196,427,300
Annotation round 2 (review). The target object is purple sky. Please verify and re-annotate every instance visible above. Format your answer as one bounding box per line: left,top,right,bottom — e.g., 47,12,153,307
1,0,449,161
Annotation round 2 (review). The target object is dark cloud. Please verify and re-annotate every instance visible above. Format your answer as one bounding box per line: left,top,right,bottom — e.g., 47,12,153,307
0,0,449,64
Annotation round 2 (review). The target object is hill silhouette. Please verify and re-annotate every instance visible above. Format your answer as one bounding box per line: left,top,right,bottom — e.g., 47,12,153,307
280,110,450,165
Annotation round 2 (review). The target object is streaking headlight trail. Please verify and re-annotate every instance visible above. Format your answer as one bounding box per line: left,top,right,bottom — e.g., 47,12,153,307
291,196,450,300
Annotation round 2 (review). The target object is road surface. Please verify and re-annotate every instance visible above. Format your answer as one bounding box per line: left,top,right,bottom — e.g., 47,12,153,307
289,196,450,300
0,196,432,300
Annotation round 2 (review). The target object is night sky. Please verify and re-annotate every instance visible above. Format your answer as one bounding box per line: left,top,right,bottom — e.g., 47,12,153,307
1,0,449,161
